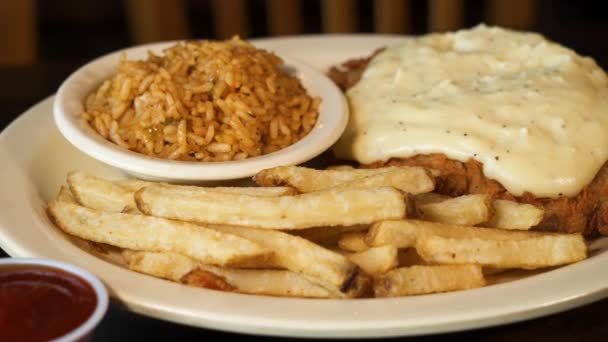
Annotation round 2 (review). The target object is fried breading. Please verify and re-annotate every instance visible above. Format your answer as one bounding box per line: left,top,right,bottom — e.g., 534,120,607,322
372,155,608,236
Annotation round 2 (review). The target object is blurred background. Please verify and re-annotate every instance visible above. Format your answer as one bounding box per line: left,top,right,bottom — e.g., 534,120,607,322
1,0,607,122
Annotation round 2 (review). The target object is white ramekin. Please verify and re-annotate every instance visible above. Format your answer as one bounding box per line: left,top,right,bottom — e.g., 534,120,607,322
0,257,109,342
53,41,348,183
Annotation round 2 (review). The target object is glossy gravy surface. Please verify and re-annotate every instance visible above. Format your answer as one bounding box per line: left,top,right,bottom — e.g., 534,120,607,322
333,25,608,198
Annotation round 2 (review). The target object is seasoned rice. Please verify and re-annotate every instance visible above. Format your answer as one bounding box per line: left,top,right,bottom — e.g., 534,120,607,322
82,37,320,161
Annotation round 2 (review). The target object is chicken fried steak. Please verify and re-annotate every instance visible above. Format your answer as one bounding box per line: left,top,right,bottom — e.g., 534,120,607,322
329,25,608,236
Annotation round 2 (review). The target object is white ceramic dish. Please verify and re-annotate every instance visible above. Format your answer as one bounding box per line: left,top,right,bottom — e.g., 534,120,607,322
1,35,607,338
53,41,348,182
0,258,109,341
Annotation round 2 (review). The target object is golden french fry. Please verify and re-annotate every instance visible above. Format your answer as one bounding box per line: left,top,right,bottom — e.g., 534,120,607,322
337,232,369,252
366,219,542,248
123,250,235,291
289,225,367,246
196,264,339,298
418,194,492,226
374,264,485,297
67,235,113,256
116,178,298,197
416,233,587,269
366,220,420,248
121,207,142,215
208,224,368,297
112,178,157,193
136,185,406,229
181,269,236,292
483,267,509,276
114,179,158,192
48,201,271,267
122,249,199,282
68,171,136,212
62,176,139,255
123,250,338,298
57,182,120,255
397,248,427,267
152,183,299,197
414,194,544,230
56,185,77,203
346,245,398,275
253,165,434,194
326,165,355,171
487,200,544,230
69,172,298,214
329,169,435,194
254,165,388,189
413,193,450,206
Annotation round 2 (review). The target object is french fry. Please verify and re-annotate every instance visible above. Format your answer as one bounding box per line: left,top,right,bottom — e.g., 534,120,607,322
68,171,136,212
196,265,338,298
123,250,236,291
329,170,435,194
290,225,367,246
373,264,485,297
416,234,586,269
417,194,492,226
116,178,298,197
413,193,450,206
115,179,159,192
366,219,543,248
483,267,509,276
123,250,338,298
398,248,427,267
414,194,544,230
487,200,544,230
346,245,398,275
136,185,406,229
326,165,355,171
337,232,369,252
121,207,142,215
253,165,435,194
181,269,236,291
366,220,421,248
208,224,368,297
153,183,299,197
254,165,388,189
48,201,271,267
69,172,298,214
117,178,298,197
122,249,199,282
56,185,113,254
56,185,77,203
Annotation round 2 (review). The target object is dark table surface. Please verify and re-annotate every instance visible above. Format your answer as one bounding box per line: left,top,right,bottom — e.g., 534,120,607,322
1,62,607,342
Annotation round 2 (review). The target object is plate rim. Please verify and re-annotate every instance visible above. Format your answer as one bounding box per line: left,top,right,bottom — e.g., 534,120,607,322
1,35,608,338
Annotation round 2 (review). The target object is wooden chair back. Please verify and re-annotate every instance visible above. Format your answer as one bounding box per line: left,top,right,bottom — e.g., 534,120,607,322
0,0,537,64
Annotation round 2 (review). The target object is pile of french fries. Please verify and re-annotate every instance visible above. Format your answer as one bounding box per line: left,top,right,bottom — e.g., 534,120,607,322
46,165,587,299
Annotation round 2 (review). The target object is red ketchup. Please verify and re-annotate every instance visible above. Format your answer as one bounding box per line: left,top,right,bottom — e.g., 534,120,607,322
0,265,97,341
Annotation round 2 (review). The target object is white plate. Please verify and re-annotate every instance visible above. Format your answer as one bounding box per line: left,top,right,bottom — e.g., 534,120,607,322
1,35,608,338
